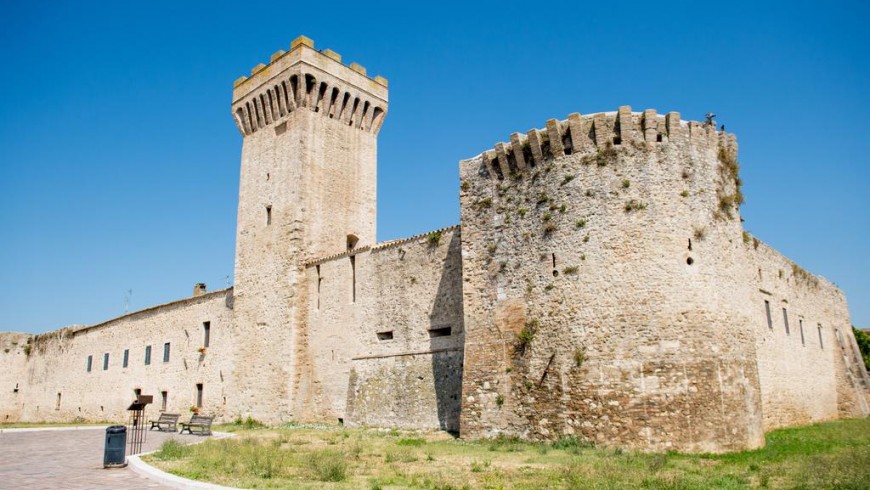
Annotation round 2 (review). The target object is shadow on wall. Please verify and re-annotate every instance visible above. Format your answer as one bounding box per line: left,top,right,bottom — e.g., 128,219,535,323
429,231,465,434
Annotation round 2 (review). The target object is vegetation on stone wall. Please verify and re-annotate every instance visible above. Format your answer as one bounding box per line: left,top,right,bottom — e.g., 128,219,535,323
716,147,745,220
853,327,870,370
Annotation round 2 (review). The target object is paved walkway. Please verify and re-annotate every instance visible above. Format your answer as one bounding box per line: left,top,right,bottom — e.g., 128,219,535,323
0,427,206,489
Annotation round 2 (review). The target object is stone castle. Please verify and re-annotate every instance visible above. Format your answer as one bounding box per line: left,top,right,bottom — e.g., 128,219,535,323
1,36,867,453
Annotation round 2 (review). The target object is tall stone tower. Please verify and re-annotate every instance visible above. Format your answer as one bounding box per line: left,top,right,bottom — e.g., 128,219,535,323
228,36,388,422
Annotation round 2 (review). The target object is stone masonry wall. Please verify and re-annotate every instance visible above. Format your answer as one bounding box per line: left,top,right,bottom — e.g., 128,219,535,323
459,108,766,453
228,38,386,423
0,290,234,423
305,227,465,431
743,237,869,429
0,332,32,422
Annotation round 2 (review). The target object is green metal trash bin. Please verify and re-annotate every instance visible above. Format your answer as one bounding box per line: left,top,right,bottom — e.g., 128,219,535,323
103,425,127,467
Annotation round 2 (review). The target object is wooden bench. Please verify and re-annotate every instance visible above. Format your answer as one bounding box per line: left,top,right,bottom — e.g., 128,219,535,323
149,413,180,432
180,414,213,435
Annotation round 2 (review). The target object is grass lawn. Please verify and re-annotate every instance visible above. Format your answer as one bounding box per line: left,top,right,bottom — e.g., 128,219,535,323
144,417,870,489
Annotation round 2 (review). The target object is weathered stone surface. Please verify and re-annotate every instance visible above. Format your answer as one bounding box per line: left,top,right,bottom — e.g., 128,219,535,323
0,40,866,454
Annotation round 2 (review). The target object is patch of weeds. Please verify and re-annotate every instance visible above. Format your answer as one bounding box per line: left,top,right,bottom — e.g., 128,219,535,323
517,207,528,218
558,204,566,213
693,226,706,241
153,439,189,461
474,197,493,210
585,189,594,197
573,347,586,367
495,394,504,407
753,237,760,250
624,200,647,212
583,141,618,166
498,261,507,273
427,231,442,247
470,459,492,473
580,254,586,261
309,450,348,481
544,283,555,291
575,219,586,229
621,179,630,189
460,180,470,192
536,191,550,204
397,437,425,446
515,319,538,355
410,276,417,285
560,175,575,186
543,222,557,234
563,266,579,275
384,450,398,463
583,235,590,243
742,231,751,244
680,190,689,198
542,212,552,222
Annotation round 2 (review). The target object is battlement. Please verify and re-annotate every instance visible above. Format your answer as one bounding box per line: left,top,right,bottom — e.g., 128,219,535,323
475,106,737,179
231,36,389,137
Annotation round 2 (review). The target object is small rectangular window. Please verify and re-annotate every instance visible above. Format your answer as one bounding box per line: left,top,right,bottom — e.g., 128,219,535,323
799,319,805,346
266,205,272,225
161,391,168,411
818,324,824,349
196,383,204,408
377,331,394,341
123,349,129,368
350,255,356,303
764,301,772,329
86,355,92,372
103,353,109,370
145,345,151,365
782,308,789,335
429,326,452,338
163,342,171,363
203,321,211,348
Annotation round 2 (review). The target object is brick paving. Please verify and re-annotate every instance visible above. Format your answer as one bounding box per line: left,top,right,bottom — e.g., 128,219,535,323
0,427,206,489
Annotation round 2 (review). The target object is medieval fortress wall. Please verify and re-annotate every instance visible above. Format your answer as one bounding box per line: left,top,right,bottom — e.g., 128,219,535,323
457,108,867,451
1,36,866,452
0,290,233,423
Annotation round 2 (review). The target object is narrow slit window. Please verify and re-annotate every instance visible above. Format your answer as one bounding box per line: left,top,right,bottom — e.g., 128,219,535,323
161,391,168,411
163,342,170,363
203,321,211,348
86,355,93,372
764,301,772,329
134,388,142,400
123,349,129,368
103,353,109,370
266,205,272,225
196,383,203,408
316,265,322,310
782,308,790,335
350,255,356,303
818,324,824,349
56,393,61,410
799,319,805,346
377,331,394,341
429,326,452,338
145,345,151,365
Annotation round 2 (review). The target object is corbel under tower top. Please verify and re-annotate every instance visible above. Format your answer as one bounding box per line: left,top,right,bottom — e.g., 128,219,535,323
231,35,389,137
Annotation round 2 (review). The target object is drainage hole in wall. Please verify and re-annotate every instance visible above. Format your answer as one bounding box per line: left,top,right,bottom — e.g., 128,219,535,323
687,257,694,265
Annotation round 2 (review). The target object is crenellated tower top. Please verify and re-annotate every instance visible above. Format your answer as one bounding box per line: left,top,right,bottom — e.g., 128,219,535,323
231,35,389,137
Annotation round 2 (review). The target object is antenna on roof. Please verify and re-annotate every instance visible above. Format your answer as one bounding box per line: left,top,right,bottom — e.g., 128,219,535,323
124,289,133,313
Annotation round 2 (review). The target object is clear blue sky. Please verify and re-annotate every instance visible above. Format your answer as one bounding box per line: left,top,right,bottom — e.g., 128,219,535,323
1,1,867,333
